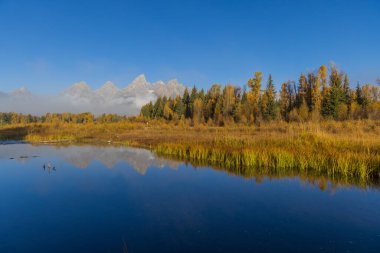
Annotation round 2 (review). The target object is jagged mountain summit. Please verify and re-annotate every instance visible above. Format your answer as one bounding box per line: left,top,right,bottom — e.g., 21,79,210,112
0,75,187,115
121,74,186,98
95,81,120,97
123,74,153,94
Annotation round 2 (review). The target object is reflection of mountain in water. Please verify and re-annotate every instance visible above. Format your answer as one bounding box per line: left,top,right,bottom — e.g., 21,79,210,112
0,144,180,175
59,146,180,174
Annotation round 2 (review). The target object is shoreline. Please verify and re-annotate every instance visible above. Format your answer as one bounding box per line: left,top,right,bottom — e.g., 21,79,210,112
0,120,379,184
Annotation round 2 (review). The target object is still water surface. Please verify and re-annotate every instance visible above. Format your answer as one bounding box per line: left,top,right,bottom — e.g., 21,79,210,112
0,144,379,253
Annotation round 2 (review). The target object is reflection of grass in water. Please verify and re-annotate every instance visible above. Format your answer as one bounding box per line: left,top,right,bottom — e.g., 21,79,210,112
154,130,380,187
158,152,379,190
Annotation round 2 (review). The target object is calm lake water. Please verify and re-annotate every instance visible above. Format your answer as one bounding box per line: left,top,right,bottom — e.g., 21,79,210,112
0,144,379,253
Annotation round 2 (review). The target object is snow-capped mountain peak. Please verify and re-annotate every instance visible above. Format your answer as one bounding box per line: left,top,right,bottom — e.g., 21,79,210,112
63,81,91,96
133,74,147,84
124,74,151,92
96,81,120,97
154,79,186,98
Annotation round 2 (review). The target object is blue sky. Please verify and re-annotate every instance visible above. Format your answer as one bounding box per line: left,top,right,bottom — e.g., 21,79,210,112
0,0,379,94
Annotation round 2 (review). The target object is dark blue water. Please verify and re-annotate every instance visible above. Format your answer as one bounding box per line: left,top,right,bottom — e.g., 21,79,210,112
0,144,379,253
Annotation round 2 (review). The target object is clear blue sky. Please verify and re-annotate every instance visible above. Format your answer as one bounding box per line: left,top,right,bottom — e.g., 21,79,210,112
0,0,379,94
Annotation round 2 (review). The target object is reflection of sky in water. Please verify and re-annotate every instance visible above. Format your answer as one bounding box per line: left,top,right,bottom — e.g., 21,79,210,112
0,144,180,174
0,144,380,253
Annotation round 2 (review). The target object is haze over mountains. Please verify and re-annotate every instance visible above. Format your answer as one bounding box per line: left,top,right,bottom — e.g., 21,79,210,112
0,75,187,115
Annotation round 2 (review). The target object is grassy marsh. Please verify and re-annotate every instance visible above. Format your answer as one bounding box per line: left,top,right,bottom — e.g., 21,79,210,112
1,120,379,185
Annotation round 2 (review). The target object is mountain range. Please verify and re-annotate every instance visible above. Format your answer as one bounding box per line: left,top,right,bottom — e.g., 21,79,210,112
0,75,187,115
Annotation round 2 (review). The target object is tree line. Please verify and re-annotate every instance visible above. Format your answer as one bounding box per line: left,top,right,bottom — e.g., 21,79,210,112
141,64,380,125
1,64,379,127
0,112,127,125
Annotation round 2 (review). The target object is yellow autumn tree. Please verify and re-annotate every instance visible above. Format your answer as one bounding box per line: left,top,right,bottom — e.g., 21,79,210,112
311,73,322,120
192,98,204,125
222,84,235,119
319,65,328,98
247,71,262,123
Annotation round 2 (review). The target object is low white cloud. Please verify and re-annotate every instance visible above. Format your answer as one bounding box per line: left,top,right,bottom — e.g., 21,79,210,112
0,75,186,115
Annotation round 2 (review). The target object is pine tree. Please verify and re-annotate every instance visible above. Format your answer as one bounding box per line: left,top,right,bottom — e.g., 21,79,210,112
355,82,369,118
153,97,164,118
343,74,352,114
174,97,186,118
306,73,316,111
356,82,367,106
141,101,153,118
189,86,198,118
311,73,321,116
198,89,205,101
182,88,191,118
262,74,276,120
279,82,289,120
190,86,198,101
322,65,345,118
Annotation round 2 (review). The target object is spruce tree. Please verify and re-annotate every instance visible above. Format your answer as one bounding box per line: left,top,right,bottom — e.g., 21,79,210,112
182,88,191,118
262,74,276,120
153,97,164,118
279,82,289,120
343,74,352,114
141,101,153,118
322,66,345,118
174,98,186,118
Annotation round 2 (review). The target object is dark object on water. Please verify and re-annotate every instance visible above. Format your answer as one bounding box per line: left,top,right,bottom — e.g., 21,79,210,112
9,155,39,160
43,162,56,174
